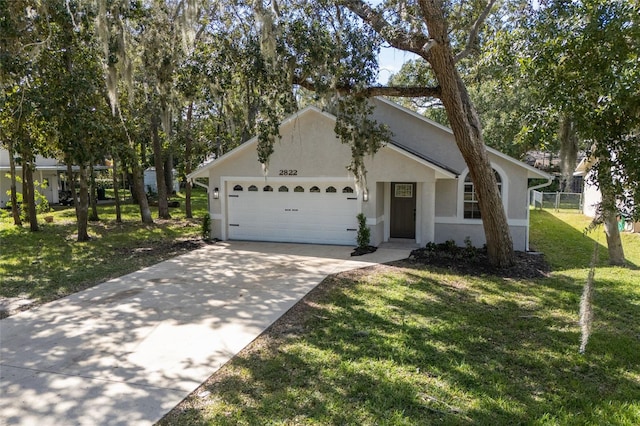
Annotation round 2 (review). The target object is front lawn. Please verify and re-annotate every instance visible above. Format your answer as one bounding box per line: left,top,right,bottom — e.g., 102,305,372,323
0,188,208,316
159,209,640,425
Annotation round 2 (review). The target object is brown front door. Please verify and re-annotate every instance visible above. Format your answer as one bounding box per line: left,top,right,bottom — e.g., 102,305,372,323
390,182,416,239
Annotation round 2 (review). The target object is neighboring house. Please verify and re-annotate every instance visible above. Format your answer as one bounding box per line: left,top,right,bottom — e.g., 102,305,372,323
143,167,180,195
574,156,639,232
0,149,61,208
189,98,552,250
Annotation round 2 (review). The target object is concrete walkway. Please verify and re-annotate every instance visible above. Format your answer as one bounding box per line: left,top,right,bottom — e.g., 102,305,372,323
0,241,411,426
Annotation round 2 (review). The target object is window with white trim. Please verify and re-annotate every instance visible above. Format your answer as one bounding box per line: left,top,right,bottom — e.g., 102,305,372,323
463,170,502,219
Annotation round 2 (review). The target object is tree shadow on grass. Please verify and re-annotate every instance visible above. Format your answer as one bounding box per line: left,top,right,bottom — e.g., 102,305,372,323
529,209,638,270
0,218,202,316
159,264,640,425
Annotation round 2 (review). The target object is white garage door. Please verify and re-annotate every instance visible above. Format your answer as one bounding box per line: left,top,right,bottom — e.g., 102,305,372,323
226,181,359,245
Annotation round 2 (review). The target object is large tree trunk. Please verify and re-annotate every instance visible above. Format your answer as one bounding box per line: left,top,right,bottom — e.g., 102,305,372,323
89,163,99,222
112,155,122,223
601,185,625,266
23,157,38,232
344,0,515,266
132,163,154,224
558,115,578,192
185,102,194,219
66,158,76,209
76,164,91,242
151,113,170,219
164,153,174,196
7,141,22,226
422,8,514,267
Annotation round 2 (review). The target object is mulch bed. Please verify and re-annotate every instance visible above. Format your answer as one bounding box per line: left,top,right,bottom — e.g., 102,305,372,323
402,244,551,279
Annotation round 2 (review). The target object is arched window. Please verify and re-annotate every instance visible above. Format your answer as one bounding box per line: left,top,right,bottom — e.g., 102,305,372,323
263,185,273,192
294,186,304,193
310,186,320,193
326,186,337,193
248,185,258,192
233,185,243,191
463,170,502,219
278,185,289,192
342,186,354,194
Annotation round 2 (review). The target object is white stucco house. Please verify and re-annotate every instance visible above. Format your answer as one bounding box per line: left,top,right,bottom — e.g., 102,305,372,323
0,149,61,208
574,156,639,233
143,167,180,195
189,98,552,250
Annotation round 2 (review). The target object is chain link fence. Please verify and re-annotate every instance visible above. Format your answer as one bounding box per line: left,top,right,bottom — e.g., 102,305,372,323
531,191,583,211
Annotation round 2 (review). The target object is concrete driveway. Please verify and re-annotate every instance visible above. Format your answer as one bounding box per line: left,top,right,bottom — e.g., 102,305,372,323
0,241,411,425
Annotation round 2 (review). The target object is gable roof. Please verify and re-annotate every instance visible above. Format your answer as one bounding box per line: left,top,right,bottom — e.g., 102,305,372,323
189,105,458,180
373,97,552,180
189,99,552,182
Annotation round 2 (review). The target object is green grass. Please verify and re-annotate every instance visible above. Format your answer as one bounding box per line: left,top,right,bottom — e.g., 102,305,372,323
0,188,208,311
159,209,640,425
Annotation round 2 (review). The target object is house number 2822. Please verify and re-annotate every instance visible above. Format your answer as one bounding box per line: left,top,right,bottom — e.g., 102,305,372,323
278,169,298,176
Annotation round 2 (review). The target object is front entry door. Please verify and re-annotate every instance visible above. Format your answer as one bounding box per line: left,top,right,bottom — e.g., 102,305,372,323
390,182,416,239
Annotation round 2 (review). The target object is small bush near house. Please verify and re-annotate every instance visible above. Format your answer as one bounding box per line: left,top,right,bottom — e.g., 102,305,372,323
201,213,211,241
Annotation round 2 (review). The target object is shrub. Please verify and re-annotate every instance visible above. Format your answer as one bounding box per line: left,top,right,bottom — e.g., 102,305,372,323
356,213,370,248
425,241,438,252
201,213,211,240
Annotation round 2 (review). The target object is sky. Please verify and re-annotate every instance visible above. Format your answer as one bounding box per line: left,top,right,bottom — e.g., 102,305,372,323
377,46,418,84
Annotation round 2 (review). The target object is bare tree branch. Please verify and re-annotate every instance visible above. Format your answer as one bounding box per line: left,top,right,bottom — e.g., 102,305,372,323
454,0,498,63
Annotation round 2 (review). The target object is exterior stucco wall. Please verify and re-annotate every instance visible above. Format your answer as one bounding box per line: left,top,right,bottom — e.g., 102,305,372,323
581,170,601,217
209,112,354,181
488,152,529,220
365,181,386,246
365,146,438,245
365,146,437,183
428,148,531,251
370,98,466,173
434,223,528,251
435,180,458,217
206,110,359,241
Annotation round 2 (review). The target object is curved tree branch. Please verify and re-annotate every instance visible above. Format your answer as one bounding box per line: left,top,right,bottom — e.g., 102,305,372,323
356,85,441,98
339,0,434,57
293,75,441,98
454,0,498,63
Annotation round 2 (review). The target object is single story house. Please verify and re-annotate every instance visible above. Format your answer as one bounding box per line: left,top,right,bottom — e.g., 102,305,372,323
189,98,552,250
574,156,639,233
0,149,61,208
143,167,180,195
